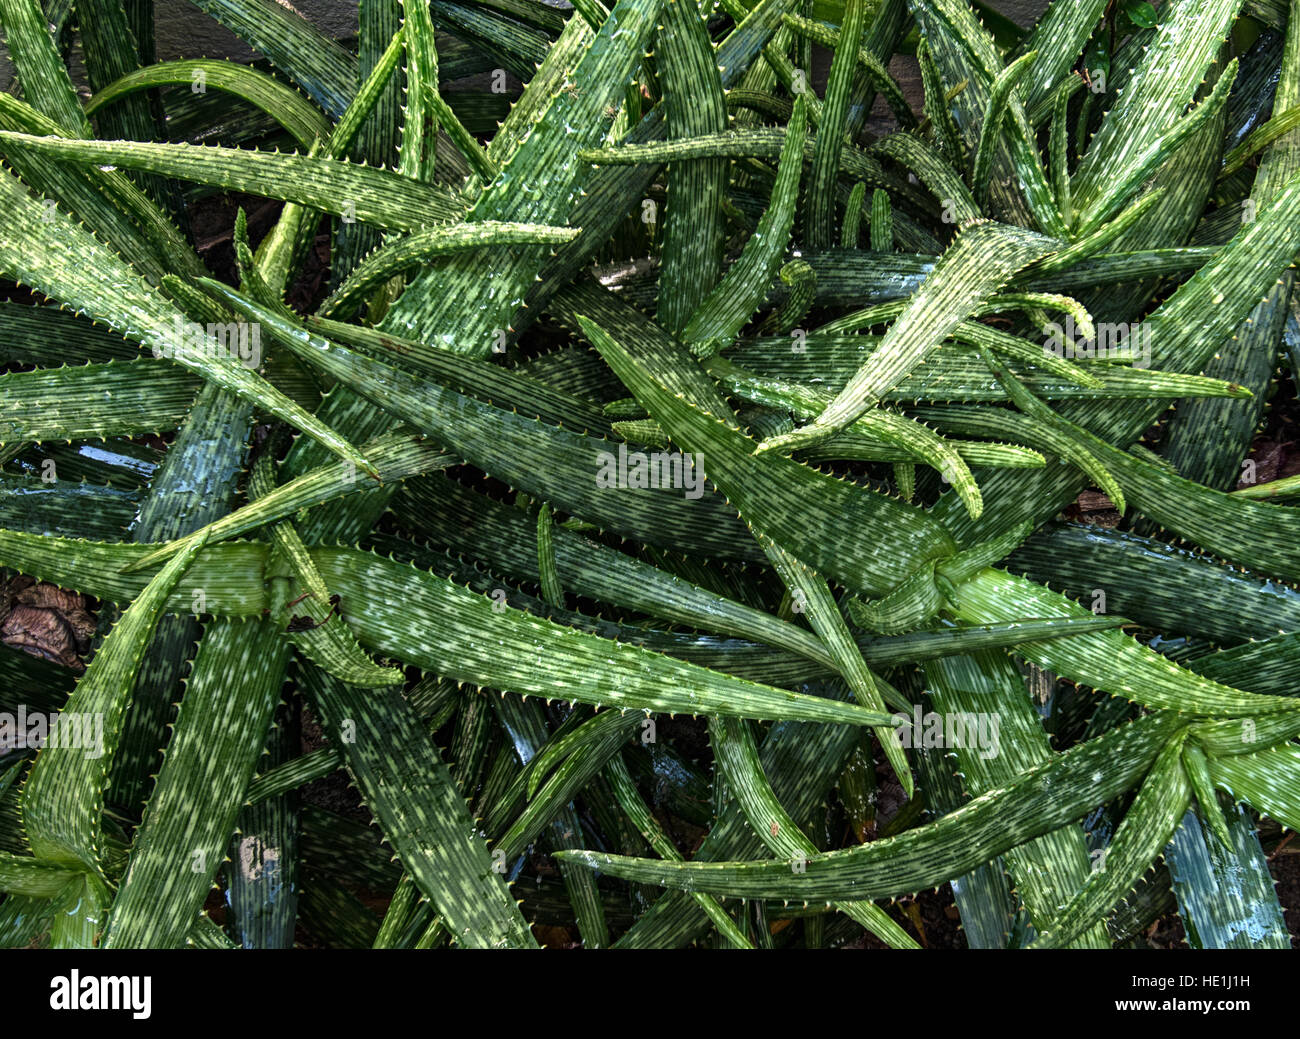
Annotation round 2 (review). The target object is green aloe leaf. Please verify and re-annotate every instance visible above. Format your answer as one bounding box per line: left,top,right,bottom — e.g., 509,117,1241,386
0,853,84,898
0,527,899,727
576,313,959,598
20,532,209,886
708,714,918,947
1030,734,1191,949
1075,58,1237,233
604,752,752,946
949,567,1300,717
247,449,404,688
804,0,870,249
655,0,729,334
376,0,665,356
0,91,204,284
1158,5,1300,493
1210,742,1300,832
754,221,1057,454
103,620,290,948
1165,805,1290,949
0,132,464,232
0,360,198,445
909,0,1064,233
924,650,1108,947
761,538,912,794
5,0,1300,954
312,549,900,726
87,60,334,148
0,168,380,479
708,358,985,517
197,285,762,561
296,664,536,948
610,681,866,946
1069,0,1244,215
186,0,358,116
0,474,139,541
127,435,457,571
681,98,807,357
553,712,1183,901
935,165,1300,549
495,711,638,859
0,0,91,135
319,222,578,319
783,13,916,131
1016,0,1109,113
1007,522,1300,644
970,52,1038,210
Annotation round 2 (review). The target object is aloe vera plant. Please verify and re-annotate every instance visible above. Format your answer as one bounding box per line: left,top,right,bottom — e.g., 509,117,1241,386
2,0,1300,952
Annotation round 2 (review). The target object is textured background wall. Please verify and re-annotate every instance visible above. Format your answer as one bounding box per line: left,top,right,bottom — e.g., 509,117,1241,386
152,0,358,62
2,0,1051,91
0,0,358,88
